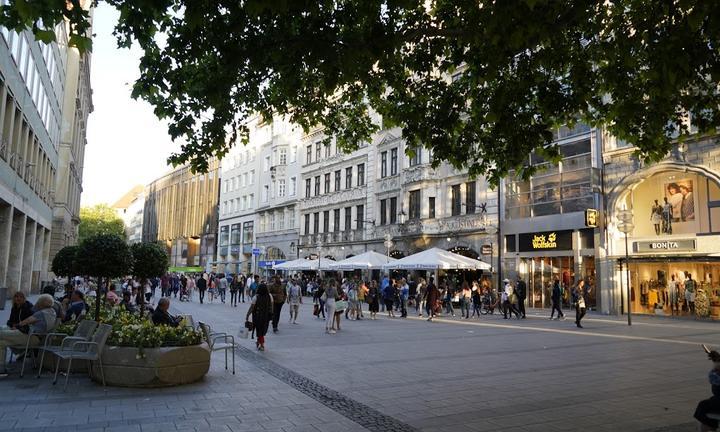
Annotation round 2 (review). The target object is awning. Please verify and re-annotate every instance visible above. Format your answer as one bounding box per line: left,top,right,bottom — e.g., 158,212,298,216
328,251,396,270
383,247,492,271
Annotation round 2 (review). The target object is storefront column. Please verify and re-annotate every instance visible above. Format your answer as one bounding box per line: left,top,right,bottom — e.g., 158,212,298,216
7,211,27,296
0,203,13,288
21,219,37,294
599,257,621,315
573,230,581,280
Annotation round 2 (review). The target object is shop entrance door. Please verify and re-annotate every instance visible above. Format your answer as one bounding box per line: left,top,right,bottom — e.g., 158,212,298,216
528,257,574,308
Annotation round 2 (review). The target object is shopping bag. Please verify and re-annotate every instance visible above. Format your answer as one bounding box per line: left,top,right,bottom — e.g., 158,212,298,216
238,327,249,339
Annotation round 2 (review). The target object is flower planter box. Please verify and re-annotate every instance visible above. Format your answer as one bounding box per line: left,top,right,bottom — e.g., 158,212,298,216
89,343,211,388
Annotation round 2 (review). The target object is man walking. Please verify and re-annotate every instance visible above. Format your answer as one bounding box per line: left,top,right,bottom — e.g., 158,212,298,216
286,277,302,324
516,276,527,318
550,278,565,320
196,274,207,304
268,276,286,333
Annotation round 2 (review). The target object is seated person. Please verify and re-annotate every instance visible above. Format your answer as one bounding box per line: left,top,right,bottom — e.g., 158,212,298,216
106,285,120,305
42,285,65,322
120,291,137,313
0,294,57,378
151,298,179,327
63,290,88,322
6,292,33,329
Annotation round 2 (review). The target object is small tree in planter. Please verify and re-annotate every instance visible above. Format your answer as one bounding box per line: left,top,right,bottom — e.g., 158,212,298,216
131,242,169,313
51,245,80,280
75,234,133,321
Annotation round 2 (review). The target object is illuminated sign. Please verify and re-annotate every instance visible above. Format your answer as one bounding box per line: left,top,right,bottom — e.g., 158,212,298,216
585,209,598,228
633,239,696,253
519,230,573,252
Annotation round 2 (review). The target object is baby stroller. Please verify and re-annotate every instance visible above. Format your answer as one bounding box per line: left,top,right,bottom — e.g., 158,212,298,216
179,285,190,302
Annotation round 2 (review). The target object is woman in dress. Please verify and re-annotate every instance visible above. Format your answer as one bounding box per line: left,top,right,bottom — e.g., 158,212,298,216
246,283,273,351
324,280,339,334
651,199,663,235
367,280,380,320
573,279,587,328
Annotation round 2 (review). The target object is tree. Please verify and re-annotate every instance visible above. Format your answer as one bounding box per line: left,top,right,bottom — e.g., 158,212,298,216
51,245,79,279
78,204,126,244
4,1,719,183
131,242,169,313
75,234,133,321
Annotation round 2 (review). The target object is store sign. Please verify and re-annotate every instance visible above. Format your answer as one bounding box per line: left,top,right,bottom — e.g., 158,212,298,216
481,244,493,255
519,230,573,252
585,209,598,228
633,239,696,253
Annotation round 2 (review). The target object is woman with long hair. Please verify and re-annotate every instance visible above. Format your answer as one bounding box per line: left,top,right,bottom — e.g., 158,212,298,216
246,283,273,351
324,279,339,334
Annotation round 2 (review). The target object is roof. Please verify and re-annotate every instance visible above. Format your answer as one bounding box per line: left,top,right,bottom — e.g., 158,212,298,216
111,185,145,210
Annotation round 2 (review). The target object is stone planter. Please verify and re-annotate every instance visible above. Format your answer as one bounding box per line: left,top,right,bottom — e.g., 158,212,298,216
89,343,211,388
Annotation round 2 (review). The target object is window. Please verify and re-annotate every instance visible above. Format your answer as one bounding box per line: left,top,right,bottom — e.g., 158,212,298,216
306,145,312,164
305,179,311,198
409,190,421,220
345,207,352,231
313,212,320,234
409,148,421,166
323,210,330,233
390,148,398,175
288,207,296,228
325,143,331,158
380,199,387,225
264,155,271,172
357,163,365,186
241,173,247,187
345,167,353,189
277,211,285,230
250,170,255,184
333,209,340,232
219,226,230,247
429,197,436,219
390,197,397,223
356,205,365,230
334,170,341,191
263,185,269,202
315,142,321,161
314,176,320,196
278,179,286,197
465,181,476,214
249,194,254,208
290,177,297,196
231,224,241,245
269,212,276,231
279,148,287,165
243,221,254,244
324,173,330,194
451,184,461,216
271,181,276,198
304,214,311,235
381,151,388,177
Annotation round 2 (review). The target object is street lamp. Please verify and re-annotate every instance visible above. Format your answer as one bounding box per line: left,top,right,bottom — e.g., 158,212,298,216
485,225,499,293
617,208,634,326
317,237,323,277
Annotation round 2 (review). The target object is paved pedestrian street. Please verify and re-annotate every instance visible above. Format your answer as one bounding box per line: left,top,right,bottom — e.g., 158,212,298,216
0,297,716,432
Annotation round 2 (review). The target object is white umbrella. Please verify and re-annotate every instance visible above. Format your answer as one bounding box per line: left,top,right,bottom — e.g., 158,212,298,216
272,258,335,271
382,247,492,271
328,251,397,270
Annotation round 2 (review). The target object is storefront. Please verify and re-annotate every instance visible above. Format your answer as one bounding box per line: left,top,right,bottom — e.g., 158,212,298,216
509,228,596,309
605,164,720,317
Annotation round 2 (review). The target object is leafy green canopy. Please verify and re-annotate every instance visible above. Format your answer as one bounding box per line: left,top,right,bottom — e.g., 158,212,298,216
75,234,133,279
130,242,169,280
4,1,720,183
51,245,79,278
79,204,126,244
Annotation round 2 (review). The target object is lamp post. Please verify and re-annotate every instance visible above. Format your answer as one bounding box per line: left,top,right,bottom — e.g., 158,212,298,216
317,237,323,278
485,225,499,293
617,208,634,326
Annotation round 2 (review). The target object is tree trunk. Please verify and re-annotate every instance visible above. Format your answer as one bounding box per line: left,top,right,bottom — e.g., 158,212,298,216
94,276,102,321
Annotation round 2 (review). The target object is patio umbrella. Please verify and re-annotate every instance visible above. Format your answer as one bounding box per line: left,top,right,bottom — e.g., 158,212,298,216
382,247,492,271
328,251,397,270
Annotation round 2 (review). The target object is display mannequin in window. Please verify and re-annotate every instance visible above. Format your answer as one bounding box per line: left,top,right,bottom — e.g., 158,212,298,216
651,200,662,235
661,197,673,234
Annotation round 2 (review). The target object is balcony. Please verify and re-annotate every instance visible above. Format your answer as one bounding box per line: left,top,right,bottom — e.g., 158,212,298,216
401,165,437,185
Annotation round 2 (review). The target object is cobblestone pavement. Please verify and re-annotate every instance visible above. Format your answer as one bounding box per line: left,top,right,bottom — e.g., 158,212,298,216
1,293,716,431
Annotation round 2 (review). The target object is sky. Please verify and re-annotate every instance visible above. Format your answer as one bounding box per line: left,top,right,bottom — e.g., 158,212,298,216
81,3,180,206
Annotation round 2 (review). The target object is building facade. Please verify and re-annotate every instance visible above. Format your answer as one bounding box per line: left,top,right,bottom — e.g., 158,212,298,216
0,24,70,295
50,24,93,262
142,160,219,270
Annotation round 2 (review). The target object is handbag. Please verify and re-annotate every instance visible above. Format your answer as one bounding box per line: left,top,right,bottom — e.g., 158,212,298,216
244,320,255,331
335,300,347,312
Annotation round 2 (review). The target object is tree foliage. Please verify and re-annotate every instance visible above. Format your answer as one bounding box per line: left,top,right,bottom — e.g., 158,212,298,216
130,242,169,281
51,245,79,278
75,234,133,279
4,1,720,183
79,204,126,244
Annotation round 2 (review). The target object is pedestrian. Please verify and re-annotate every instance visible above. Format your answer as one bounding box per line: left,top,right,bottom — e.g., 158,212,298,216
367,280,379,320
238,274,246,303
356,279,366,319
471,281,482,317
460,282,471,319
160,273,170,297
208,275,217,303
515,276,527,319
185,275,195,301
230,274,240,307
399,278,409,318
380,275,390,312
324,280,339,334
549,278,565,320
503,279,520,319
573,279,587,328
346,281,358,320
171,274,180,298
268,276,286,333
217,273,228,304
286,278,302,324
426,277,439,321
314,279,326,320
196,274,207,304
383,277,396,318
416,277,427,317
444,282,456,317
246,283,273,351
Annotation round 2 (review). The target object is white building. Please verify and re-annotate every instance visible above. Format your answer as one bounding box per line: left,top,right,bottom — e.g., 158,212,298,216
0,24,71,294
